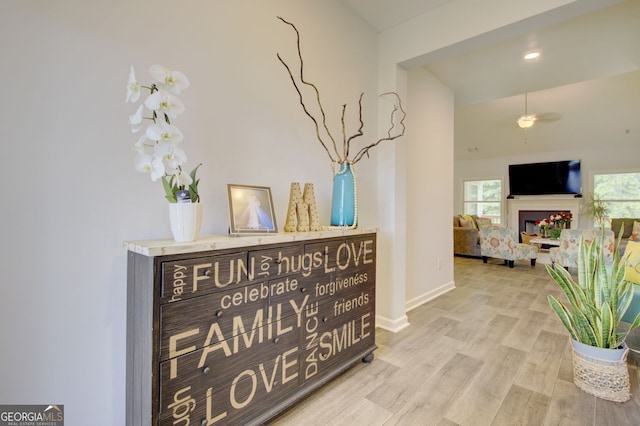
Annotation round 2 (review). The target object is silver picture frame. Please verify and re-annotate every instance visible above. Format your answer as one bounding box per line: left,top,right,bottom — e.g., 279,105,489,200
227,184,278,234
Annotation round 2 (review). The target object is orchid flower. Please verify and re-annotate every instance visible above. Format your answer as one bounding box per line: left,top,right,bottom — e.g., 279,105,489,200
172,168,194,188
145,121,184,144
144,90,185,119
155,143,187,174
134,154,165,181
150,65,190,95
129,104,144,132
126,66,141,103
132,134,147,154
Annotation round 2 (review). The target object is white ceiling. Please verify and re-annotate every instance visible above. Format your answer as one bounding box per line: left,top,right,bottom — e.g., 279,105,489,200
339,0,452,32
339,0,640,161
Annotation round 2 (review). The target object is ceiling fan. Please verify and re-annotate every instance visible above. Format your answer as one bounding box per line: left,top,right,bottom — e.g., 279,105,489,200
517,93,562,128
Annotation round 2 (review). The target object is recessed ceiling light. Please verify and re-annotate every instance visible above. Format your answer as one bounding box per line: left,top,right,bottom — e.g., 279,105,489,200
524,51,540,61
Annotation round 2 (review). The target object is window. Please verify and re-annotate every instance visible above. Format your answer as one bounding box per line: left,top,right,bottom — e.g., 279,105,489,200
463,179,502,224
593,171,640,219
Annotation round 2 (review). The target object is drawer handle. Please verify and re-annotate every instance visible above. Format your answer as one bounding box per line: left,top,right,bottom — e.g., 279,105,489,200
204,269,211,277
201,420,207,426
203,366,210,374
274,259,282,264
300,287,306,293
273,337,280,343
319,353,329,361
322,317,328,322
216,310,223,318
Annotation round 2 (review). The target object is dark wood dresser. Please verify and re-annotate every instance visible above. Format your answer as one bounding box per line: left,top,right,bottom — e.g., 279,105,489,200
125,230,377,425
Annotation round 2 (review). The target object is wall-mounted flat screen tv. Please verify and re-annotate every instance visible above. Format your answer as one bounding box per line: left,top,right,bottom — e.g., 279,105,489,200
508,160,581,196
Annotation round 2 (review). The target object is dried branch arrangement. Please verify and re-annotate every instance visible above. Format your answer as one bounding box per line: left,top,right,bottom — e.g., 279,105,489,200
276,17,406,165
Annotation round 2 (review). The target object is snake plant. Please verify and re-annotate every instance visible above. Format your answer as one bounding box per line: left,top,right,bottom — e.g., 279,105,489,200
546,227,640,348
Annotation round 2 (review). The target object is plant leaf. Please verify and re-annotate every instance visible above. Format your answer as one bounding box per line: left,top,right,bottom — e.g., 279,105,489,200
545,264,580,308
188,163,202,202
547,295,578,341
162,176,177,203
573,306,598,346
600,301,613,348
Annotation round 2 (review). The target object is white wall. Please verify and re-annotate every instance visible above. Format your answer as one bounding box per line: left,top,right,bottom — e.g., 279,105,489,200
0,1,378,424
404,69,456,306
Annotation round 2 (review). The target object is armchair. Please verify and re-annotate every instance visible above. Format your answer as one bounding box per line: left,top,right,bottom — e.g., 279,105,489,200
549,228,615,268
479,225,538,268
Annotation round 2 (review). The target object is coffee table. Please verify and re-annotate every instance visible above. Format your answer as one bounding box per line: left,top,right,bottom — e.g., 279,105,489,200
529,237,560,246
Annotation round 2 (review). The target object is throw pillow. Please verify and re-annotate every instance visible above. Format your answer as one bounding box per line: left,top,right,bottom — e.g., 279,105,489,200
459,218,473,228
461,214,477,229
630,221,640,241
475,217,492,228
622,240,640,285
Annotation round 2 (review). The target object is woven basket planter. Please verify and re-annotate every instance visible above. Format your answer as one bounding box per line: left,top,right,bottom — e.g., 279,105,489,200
571,339,630,402
520,232,536,245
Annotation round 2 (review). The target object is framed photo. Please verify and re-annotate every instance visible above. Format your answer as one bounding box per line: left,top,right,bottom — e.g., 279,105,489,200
227,184,278,234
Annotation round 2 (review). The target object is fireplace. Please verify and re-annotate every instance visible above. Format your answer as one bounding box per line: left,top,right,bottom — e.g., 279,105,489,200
519,210,561,235
507,196,581,238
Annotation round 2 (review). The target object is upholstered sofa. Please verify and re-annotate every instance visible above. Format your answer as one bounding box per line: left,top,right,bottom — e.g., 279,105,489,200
453,215,492,257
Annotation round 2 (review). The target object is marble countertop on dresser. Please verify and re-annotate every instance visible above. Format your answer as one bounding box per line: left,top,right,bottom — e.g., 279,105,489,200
124,228,378,257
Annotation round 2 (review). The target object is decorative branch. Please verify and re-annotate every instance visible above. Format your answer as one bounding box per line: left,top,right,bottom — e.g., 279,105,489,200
277,17,406,165
276,52,336,162
352,92,406,164
341,104,347,160
345,92,365,160
277,16,341,163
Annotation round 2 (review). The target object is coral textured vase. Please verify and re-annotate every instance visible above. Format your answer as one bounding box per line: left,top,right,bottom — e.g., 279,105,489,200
331,163,355,226
169,203,202,242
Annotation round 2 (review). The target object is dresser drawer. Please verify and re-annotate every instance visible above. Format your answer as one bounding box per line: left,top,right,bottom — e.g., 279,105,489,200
305,235,375,273
160,281,271,362
161,251,249,303
272,267,375,322
158,349,300,426
159,315,302,413
299,284,375,383
248,244,304,281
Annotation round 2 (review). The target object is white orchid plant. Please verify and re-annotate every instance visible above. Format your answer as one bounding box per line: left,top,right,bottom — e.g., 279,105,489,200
126,65,201,203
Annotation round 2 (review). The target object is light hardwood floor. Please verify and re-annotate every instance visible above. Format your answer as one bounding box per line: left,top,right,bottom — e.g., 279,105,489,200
269,256,640,425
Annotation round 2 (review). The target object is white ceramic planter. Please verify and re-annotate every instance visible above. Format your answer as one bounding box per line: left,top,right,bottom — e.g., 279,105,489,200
169,203,202,243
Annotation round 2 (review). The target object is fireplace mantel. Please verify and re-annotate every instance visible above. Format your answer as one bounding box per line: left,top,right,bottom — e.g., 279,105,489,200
507,196,581,230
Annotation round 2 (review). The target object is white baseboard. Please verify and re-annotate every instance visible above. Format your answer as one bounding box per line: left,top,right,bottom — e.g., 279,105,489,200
405,281,456,312
375,281,456,333
375,314,410,333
